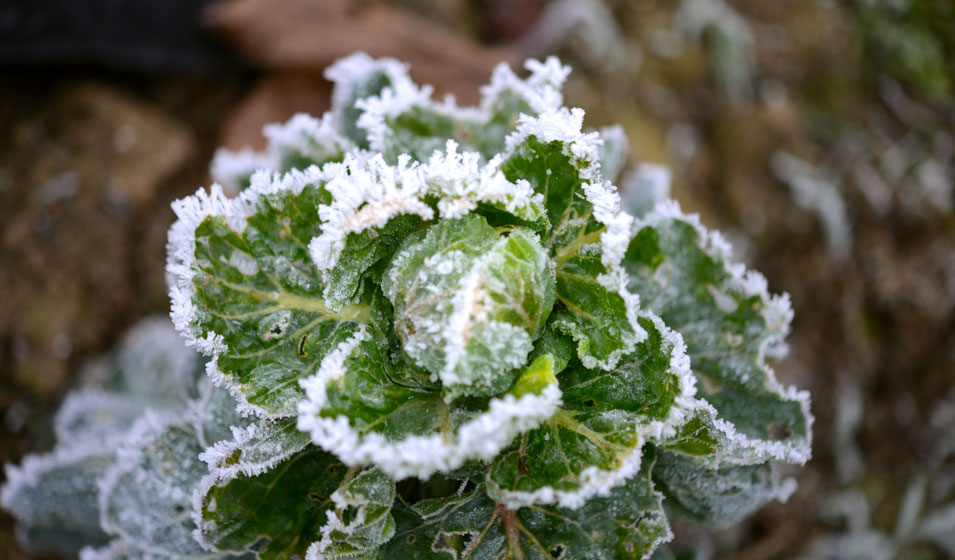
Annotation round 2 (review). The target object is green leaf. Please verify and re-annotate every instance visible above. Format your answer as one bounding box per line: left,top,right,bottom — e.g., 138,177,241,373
198,417,309,482
355,57,570,163
264,114,352,172
196,447,351,559
385,449,670,560
382,214,555,399
169,179,372,417
502,110,642,370
488,314,696,508
326,52,416,149
623,201,812,464
298,324,562,480
306,467,396,559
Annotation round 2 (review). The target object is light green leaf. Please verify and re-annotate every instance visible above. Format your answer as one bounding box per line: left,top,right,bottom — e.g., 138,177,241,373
298,324,562,480
623,201,811,464
385,449,670,560
169,179,372,416
488,313,696,508
502,110,643,370
383,214,555,399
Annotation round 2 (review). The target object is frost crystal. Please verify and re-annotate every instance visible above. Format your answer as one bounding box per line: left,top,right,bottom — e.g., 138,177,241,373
3,53,812,560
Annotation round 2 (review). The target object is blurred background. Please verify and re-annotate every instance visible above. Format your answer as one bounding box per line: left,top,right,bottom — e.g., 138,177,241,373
1,0,953,558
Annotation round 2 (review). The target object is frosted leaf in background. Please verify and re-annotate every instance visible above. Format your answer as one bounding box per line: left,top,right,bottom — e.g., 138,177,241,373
771,151,852,263
1,450,113,555
598,124,629,183
675,0,755,106
99,413,214,558
621,163,672,219
518,0,640,79
114,317,202,405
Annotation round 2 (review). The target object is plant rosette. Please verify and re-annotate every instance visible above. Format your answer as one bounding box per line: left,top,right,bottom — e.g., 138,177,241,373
3,52,811,560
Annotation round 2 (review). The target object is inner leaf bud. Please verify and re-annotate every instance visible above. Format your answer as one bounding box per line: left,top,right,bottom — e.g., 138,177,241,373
382,214,556,400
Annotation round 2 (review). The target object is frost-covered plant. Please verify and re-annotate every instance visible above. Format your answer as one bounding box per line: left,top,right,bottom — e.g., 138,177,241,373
3,53,812,559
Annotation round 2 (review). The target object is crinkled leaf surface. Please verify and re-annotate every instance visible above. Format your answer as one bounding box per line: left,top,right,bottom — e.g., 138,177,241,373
306,466,396,559
198,447,384,559
503,133,640,371
623,203,810,462
383,214,555,398
384,450,669,560
298,324,562,480
184,183,370,416
489,314,690,507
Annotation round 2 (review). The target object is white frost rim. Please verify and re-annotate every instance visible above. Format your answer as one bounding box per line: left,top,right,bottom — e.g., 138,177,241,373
308,141,544,277
191,419,310,554
306,468,394,560
355,55,571,154
503,107,645,370
635,198,813,465
96,411,212,559
167,163,338,417
490,311,699,509
297,329,563,480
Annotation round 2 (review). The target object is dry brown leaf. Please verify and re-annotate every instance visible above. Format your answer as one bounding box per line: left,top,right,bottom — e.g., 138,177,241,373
205,0,518,102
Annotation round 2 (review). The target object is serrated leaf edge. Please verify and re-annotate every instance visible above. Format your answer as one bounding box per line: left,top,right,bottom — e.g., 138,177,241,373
190,420,311,555
96,411,213,559
297,327,564,480
354,55,570,155
488,311,699,509
167,165,335,417
637,199,814,465
502,108,645,370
